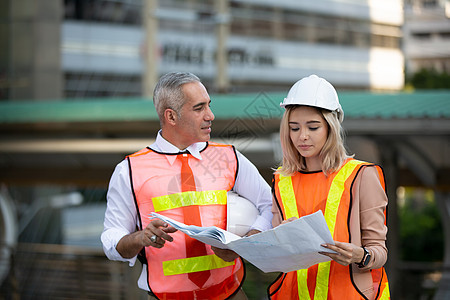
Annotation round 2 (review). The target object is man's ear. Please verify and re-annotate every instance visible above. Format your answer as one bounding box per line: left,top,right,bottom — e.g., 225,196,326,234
164,108,177,126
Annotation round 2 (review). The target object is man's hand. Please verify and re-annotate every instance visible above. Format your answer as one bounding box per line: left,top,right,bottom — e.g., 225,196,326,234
211,246,239,262
116,219,177,258
141,219,177,248
244,229,261,237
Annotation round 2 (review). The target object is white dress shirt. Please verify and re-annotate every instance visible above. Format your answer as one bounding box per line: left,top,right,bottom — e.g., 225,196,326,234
101,131,273,291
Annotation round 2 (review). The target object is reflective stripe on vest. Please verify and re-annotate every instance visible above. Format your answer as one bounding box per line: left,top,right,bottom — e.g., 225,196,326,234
278,159,364,300
163,254,235,276
381,282,390,299
278,175,310,299
153,190,227,212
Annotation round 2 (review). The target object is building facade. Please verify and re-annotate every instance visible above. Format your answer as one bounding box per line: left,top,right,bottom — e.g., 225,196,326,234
403,0,450,74
62,0,404,98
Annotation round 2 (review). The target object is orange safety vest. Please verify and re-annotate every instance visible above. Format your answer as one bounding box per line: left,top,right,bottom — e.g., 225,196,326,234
268,158,390,300
128,142,245,300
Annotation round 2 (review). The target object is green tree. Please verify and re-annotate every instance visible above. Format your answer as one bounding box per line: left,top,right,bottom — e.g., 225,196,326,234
407,68,450,89
399,188,443,261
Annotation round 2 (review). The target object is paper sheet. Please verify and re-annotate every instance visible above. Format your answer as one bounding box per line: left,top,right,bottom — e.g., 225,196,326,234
151,210,336,273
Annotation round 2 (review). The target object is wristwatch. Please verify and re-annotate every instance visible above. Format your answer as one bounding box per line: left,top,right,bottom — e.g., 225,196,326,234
357,247,371,268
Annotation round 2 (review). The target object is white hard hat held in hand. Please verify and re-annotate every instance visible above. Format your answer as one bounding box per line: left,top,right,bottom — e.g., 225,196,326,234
226,191,258,237
280,74,344,122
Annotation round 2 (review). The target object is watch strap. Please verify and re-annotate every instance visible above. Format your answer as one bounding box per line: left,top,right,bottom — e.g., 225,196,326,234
357,247,370,268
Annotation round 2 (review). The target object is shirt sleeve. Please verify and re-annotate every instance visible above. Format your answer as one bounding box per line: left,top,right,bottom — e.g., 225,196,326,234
355,166,389,270
101,159,138,266
271,195,283,228
233,151,273,232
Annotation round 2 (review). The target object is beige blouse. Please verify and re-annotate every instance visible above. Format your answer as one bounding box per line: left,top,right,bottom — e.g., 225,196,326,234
271,166,388,300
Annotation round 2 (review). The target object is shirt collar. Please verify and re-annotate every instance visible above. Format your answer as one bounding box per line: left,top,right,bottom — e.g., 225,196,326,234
151,130,206,164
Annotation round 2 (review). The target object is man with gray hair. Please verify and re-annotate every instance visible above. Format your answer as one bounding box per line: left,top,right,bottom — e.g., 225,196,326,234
101,72,272,299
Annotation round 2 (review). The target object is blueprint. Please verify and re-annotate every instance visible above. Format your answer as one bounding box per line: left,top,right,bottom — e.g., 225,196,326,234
150,210,336,273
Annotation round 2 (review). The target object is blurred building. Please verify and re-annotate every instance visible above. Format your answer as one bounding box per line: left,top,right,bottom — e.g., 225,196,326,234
403,0,450,74
63,0,404,96
2,0,404,100
0,1,63,100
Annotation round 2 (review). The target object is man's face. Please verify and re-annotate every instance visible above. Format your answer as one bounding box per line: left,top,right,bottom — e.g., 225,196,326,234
174,81,215,149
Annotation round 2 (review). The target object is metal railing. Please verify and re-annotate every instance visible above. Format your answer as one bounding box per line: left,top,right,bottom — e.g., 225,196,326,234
0,243,147,300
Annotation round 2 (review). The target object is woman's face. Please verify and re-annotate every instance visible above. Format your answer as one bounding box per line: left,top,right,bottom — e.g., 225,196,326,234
288,106,328,170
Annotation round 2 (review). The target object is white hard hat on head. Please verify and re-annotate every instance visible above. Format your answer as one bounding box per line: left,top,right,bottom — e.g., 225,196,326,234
226,191,258,237
280,74,344,121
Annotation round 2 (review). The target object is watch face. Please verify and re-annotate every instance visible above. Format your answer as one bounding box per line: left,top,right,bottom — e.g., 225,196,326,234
363,252,371,266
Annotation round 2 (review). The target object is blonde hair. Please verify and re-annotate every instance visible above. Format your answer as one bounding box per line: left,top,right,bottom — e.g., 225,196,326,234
277,105,351,176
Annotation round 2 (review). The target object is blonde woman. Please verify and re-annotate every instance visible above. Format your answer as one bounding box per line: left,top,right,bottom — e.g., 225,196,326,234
268,75,390,300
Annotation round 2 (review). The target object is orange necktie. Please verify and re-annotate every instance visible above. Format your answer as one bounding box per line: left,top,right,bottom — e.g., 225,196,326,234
179,153,211,288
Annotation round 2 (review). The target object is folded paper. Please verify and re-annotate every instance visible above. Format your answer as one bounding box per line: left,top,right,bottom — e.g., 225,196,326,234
150,210,336,273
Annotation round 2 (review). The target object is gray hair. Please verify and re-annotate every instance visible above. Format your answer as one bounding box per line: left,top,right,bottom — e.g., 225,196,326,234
153,72,201,124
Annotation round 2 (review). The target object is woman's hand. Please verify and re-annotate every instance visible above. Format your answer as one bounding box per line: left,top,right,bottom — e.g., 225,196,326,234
281,217,298,225
319,241,365,266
